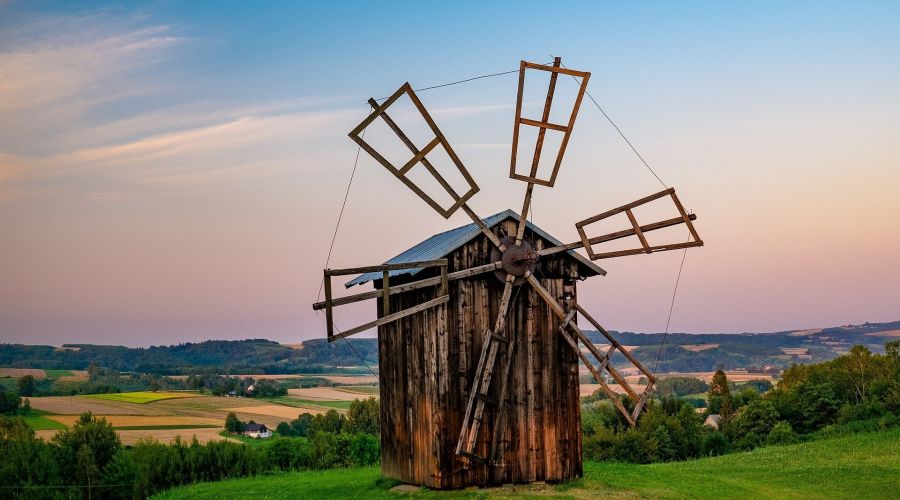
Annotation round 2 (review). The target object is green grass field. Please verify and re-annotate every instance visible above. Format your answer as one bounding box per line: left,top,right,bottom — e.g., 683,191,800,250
156,429,900,499
263,397,352,410
43,369,74,378
82,391,200,404
21,415,67,431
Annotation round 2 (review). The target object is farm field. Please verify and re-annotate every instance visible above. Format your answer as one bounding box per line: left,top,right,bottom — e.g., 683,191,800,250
156,429,900,499
287,386,379,401
83,391,200,403
22,382,376,445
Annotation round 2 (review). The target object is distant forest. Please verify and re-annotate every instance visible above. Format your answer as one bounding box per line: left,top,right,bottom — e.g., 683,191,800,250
0,339,378,375
1,321,898,375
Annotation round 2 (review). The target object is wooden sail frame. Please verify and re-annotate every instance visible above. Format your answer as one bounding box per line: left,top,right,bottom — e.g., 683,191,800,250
323,260,449,342
509,60,590,187
574,188,704,260
348,83,479,219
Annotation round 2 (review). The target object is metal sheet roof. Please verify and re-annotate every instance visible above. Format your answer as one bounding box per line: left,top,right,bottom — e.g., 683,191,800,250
345,209,605,288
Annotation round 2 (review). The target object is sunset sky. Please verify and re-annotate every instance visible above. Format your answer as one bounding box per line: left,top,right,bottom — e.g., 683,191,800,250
1,1,899,347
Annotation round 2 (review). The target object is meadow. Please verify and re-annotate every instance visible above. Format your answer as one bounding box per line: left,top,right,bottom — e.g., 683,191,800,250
156,428,900,499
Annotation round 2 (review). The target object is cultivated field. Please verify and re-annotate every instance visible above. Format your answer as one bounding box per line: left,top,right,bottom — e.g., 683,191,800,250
84,391,200,404
655,371,776,382
287,387,379,401
865,329,900,337
22,374,379,444
682,343,720,352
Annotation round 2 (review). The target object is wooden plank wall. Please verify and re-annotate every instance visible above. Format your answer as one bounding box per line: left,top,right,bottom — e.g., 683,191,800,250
378,220,583,488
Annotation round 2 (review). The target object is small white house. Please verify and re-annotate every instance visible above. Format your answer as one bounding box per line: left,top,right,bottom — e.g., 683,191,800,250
242,423,271,438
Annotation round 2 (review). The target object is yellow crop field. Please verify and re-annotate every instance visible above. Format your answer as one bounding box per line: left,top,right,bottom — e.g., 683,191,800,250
83,391,200,404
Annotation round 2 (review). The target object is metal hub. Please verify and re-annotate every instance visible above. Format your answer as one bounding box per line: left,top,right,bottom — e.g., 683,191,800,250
491,236,540,285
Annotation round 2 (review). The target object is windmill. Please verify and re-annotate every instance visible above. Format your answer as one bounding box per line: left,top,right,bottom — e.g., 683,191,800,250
312,58,703,488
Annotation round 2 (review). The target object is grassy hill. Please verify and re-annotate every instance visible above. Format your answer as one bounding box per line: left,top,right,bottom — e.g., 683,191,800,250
155,429,900,499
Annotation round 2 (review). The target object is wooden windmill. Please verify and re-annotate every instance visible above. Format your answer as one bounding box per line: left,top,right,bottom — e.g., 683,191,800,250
312,58,703,488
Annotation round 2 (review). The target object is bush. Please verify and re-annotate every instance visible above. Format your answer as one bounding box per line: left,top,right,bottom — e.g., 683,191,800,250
349,433,380,466
701,431,730,456
766,421,799,445
729,399,779,449
347,397,379,434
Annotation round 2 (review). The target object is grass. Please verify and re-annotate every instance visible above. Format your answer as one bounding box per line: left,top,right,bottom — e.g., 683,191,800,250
264,397,353,410
43,369,74,378
82,391,200,404
156,429,900,499
22,415,67,431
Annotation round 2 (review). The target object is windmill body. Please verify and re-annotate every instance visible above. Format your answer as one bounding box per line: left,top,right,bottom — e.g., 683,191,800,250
312,57,704,489
346,211,601,488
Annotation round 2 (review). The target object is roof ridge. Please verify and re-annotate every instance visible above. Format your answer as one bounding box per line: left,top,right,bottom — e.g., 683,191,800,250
344,211,605,288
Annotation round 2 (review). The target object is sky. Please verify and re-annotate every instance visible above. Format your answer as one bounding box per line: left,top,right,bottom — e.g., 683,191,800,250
1,1,899,347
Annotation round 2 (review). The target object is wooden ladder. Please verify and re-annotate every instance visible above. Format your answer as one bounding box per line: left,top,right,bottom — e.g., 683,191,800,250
456,278,518,465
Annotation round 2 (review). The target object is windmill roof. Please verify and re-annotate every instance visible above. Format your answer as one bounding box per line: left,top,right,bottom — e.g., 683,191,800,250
345,209,605,288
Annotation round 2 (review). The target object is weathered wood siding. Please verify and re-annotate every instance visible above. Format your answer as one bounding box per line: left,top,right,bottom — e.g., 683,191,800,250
378,220,584,488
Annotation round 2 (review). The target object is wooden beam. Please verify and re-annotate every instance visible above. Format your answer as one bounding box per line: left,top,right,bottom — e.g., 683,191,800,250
509,60,526,182
557,324,634,426
365,98,502,251
397,136,441,175
312,261,500,311
576,303,656,383
327,295,449,342
324,272,334,339
351,84,479,219
382,270,390,315
539,214,698,258
575,188,676,228
588,241,703,260
518,117,568,132
625,208,649,251
522,61,590,78
325,260,448,276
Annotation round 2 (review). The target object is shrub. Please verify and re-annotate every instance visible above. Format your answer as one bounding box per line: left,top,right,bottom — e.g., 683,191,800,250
701,431,730,456
766,421,799,445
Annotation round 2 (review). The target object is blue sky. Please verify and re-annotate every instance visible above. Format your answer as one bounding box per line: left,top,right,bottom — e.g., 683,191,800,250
1,1,899,346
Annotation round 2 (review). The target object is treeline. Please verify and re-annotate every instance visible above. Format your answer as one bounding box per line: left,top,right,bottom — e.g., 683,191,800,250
582,341,900,463
0,339,378,375
0,367,344,399
0,398,382,499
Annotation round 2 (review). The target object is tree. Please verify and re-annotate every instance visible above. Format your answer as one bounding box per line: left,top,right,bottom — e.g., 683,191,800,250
311,409,346,435
276,422,295,437
291,413,314,437
730,399,779,449
87,361,101,382
347,397,379,434
708,369,733,421
17,375,36,397
53,412,121,484
76,444,100,499
224,412,243,433
0,392,21,415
